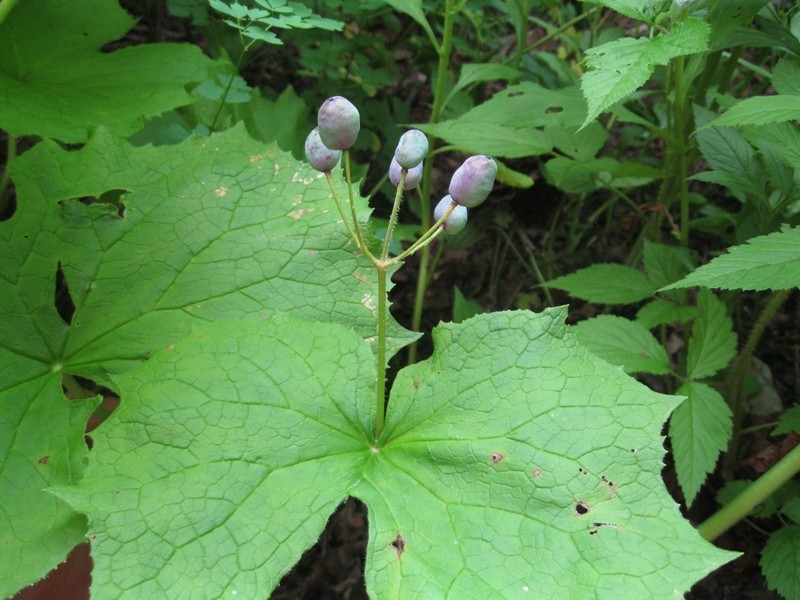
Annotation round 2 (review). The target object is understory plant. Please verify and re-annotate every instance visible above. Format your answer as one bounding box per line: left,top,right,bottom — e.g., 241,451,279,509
1,0,797,599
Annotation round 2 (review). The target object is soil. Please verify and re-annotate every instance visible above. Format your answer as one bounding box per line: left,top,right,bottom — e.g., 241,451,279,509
10,2,799,599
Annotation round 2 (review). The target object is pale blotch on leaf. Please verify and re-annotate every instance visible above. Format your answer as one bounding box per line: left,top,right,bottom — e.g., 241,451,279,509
491,452,504,464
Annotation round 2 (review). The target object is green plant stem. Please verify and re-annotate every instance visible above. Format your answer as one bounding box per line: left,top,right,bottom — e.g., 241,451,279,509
0,134,17,215
325,172,357,242
62,373,94,400
381,172,406,261
408,0,457,365
343,150,375,263
525,7,597,56
209,37,254,132
698,441,800,541
722,289,791,478
375,265,387,439
671,55,691,247
0,0,19,25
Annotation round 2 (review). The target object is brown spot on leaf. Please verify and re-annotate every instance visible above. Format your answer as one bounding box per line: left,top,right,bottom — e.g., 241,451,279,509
575,501,590,515
491,453,503,464
38,455,49,464
390,534,405,558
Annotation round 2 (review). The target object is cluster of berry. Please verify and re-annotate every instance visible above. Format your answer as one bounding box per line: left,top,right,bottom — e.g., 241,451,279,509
304,95,497,240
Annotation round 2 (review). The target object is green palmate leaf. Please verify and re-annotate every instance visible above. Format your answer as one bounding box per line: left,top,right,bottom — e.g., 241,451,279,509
686,289,737,380
706,95,800,128
413,84,588,158
663,226,800,291
0,0,215,143
0,127,415,596
548,263,655,304
581,19,710,127
761,525,800,600
669,382,733,507
55,310,735,598
574,315,670,374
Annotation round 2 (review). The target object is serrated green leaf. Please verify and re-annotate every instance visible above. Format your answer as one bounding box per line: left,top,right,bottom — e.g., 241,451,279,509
761,525,800,600
581,19,710,127
774,405,800,435
580,0,670,22
782,497,800,525
693,105,767,199
1,126,416,597
636,299,697,329
55,310,735,598
669,382,733,507
686,289,737,380
643,241,694,290
0,0,214,143
705,95,800,129
574,315,670,374
413,84,587,158
773,58,800,97
549,263,655,304
663,226,800,291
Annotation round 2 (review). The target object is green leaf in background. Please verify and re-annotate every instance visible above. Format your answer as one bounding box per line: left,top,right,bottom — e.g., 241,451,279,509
1,126,415,596
663,226,800,291
0,0,215,143
772,57,800,96
452,286,484,323
773,405,800,435
55,310,736,598
692,105,767,200
441,62,522,110
636,299,697,329
413,84,588,158
643,241,694,290
760,525,800,600
380,0,436,45
580,0,670,23
574,315,670,374
686,289,737,380
581,19,710,127
669,382,733,507
705,95,800,128
544,156,660,193
549,263,655,304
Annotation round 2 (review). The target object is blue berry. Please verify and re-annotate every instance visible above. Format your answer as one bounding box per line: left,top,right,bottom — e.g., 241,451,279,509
448,155,497,208
389,157,423,190
317,96,360,150
394,130,428,169
434,195,468,235
304,128,341,172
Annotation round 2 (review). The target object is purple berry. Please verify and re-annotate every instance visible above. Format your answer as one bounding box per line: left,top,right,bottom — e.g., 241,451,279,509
317,96,360,150
389,157,423,190
434,195,468,235
304,128,341,172
394,129,429,169
448,155,497,208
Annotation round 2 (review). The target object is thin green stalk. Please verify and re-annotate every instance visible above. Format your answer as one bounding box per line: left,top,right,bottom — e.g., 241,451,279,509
62,373,94,400
0,0,19,25
325,172,357,242
343,150,375,263
671,55,691,247
375,265,388,439
722,289,791,478
699,442,800,541
0,134,17,215
408,0,457,365
390,200,455,265
525,7,598,56
381,172,406,261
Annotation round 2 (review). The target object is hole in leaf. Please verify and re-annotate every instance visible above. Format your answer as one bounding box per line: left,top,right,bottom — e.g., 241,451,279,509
574,501,590,516
578,467,587,475
390,534,405,558
55,261,76,325
491,452,503,464
589,529,598,535
545,105,564,114
507,91,524,98
275,498,368,598
68,188,128,218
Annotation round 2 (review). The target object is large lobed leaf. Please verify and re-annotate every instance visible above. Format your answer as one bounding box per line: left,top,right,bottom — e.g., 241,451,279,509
55,310,736,598
0,0,214,143
0,126,414,595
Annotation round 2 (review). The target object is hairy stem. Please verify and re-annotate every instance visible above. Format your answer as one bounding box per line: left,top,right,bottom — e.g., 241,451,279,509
722,289,791,478
375,265,388,439
699,442,800,541
381,172,406,261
